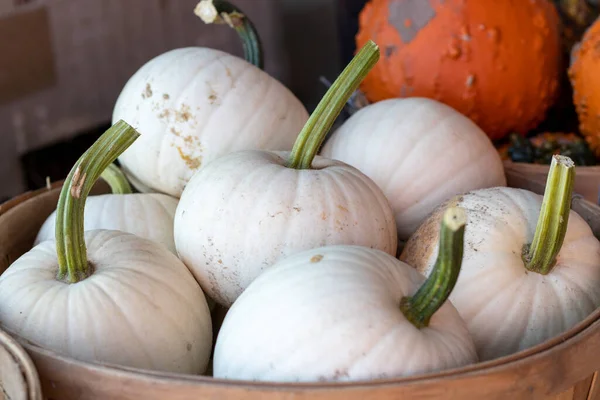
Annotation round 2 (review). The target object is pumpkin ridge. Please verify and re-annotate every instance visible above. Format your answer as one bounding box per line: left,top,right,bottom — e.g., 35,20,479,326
135,48,223,191
157,51,231,183
16,279,64,338
460,266,530,356
101,254,206,321
384,114,448,197
208,55,265,152
333,166,397,251
85,277,158,369
96,265,209,372
550,261,599,312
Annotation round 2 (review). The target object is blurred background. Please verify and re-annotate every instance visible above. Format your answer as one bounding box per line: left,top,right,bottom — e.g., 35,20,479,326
0,0,367,201
2,0,599,202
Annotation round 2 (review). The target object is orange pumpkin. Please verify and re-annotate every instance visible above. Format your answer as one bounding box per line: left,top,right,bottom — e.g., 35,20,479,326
356,0,563,141
569,16,600,157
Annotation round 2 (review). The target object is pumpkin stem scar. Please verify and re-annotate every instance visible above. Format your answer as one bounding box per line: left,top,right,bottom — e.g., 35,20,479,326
194,0,263,69
523,155,576,275
100,163,133,195
400,206,466,329
55,120,140,284
286,41,380,170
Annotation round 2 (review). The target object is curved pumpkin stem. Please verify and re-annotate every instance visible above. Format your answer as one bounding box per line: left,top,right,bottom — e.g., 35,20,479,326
287,41,380,170
55,121,140,283
100,163,133,195
194,0,263,69
400,206,466,329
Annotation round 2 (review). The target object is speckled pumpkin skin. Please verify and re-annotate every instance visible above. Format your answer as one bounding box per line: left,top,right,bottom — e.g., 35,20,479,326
569,17,600,157
356,0,563,140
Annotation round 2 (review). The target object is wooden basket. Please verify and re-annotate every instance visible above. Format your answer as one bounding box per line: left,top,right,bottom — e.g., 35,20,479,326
0,327,43,400
504,160,600,204
3,172,600,400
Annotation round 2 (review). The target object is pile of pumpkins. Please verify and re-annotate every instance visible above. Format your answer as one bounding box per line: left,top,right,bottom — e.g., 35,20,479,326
1,0,600,384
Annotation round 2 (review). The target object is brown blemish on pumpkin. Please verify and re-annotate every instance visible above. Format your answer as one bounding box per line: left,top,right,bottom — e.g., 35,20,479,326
321,212,327,220
208,92,218,104
183,135,197,145
310,255,323,263
163,93,170,100
333,369,349,379
293,206,302,212
388,0,435,44
142,83,153,99
175,104,193,123
337,205,349,212
186,343,192,351
176,147,202,170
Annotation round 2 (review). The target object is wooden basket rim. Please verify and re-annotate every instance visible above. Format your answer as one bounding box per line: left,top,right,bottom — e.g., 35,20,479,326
4,314,600,392
0,328,43,399
504,160,600,173
3,180,600,392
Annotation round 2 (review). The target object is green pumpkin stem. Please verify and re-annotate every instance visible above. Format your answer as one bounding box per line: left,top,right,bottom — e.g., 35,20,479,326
194,0,263,69
100,163,133,195
55,120,140,283
400,207,466,329
287,40,379,170
523,155,575,275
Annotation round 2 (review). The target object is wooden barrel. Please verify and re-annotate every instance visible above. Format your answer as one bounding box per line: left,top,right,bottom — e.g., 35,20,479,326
2,172,600,400
0,327,43,400
504,160,600,204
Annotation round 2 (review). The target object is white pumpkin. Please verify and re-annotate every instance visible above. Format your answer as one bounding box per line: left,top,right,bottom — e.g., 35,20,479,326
401,156,600,361
214,208,478,381
121,164,158,194
112,46,309,198
0,230,212,374
35,193,178,254
174,150,398,307
174,41,398,307
0,121,213,374
320,97,507,240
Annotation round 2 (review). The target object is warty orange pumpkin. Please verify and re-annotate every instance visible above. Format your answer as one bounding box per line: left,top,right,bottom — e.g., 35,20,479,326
569,15,600,157
356,0,563,140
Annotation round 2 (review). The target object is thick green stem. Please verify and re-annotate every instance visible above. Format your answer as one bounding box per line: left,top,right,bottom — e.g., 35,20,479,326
194,0,263,69
523,155,575,275
400,207,466,329
55,120,140,283
100,163,133,194
287,41,380,170
319,76,370,116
